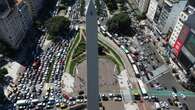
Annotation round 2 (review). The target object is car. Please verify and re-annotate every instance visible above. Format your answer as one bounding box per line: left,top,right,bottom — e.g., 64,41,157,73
167,98,173,106
176,101,183,109
56,102,60,107
69,97,76,101
172,92,177,99
182,103,189,110
108,93,114,98
180,93,186,99
46,104,54,109
102,96,109,101
114,97,122,101
172,86,177,93
76,99,82,103
60,103,67,109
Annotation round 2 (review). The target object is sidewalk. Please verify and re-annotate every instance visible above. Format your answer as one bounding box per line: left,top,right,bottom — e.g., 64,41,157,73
118,70,140,110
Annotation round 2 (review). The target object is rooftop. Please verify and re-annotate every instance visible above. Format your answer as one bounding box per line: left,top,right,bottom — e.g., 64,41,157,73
16,0,22,5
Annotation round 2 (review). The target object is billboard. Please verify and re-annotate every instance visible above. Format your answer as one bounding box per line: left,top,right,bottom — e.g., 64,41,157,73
173,25,190,56
173,39,183,56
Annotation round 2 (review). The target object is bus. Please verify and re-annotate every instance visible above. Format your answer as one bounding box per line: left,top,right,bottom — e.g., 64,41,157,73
106,32,112,38
127,54,135,64
120,45,129,54
132,64,140,78
113,38,120,45
100,26,106,32
137,79,148,96
97,20,100,26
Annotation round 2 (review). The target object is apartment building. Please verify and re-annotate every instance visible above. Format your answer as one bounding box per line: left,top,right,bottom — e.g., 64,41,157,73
134,0,150,14
146,0,164,22
156,0,187,35
169,5,195,47
0,0,32,49
24,0,44,18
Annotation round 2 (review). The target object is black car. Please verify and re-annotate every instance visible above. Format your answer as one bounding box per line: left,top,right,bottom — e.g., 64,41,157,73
172,86,177,93
182,103,189,110
167,98,173,106
102,96,109,101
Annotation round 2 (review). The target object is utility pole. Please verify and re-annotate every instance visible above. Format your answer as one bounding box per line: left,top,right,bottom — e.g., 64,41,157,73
86,0,99,110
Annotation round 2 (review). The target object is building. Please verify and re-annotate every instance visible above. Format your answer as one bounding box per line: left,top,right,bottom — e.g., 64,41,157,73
135,0,150,14
169,5,195,75
187,0,195,8
169,5,195,48
146,0,164,22
156,0,187,36
0,0,32,49
0,0,12,19
24,0,44,18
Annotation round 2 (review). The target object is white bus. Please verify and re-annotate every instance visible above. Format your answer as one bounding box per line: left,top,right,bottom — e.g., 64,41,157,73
100,26,106,32
106,32,112,38
120,45,129,54
127,54,135,64
132,64,140,78
137,79,147,96
97,20,100,26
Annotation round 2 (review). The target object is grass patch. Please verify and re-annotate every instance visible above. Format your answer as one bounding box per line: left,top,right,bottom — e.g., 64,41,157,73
65,32,81,73
65,29,125,76
46,56,56,83
73,37,86,58
98,40,125,73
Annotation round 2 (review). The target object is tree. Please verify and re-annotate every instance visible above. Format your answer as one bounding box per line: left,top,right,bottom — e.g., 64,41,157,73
107,12,133,36
80,0,85,16
104,0,118,13
95,0,101,16
0,68,8,83
0,41,15,57
45,16,70,41
38,0,58,22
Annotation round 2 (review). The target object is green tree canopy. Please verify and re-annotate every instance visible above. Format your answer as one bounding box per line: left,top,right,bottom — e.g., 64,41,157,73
80,0,85,16
45,16,70,41
107,12,132,36
104,0,118,13
95,0,101,15
0,68,8,83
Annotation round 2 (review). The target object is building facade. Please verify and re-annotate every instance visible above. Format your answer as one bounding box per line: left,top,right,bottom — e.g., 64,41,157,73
135,0,150,14
169,5,195,48
0,0,32,49
156,0,187,35
146,0,164,22
24,0,44,18
168,5,195,75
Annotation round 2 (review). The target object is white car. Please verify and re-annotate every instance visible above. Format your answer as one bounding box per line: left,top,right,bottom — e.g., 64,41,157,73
180,93,186,99
172,92,177,98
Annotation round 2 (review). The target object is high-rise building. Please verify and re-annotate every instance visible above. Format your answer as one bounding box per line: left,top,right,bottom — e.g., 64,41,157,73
169,5,195,73
0,0,32,49
146,0,164,22
135,0,150,14
156,0,187,36
24,0,44,18
0,0,12,19
169,5,195,48
187,0,195,8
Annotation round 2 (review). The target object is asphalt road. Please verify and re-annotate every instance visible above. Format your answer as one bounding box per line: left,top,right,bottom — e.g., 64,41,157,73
98,33,138,83
149,72,195,110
